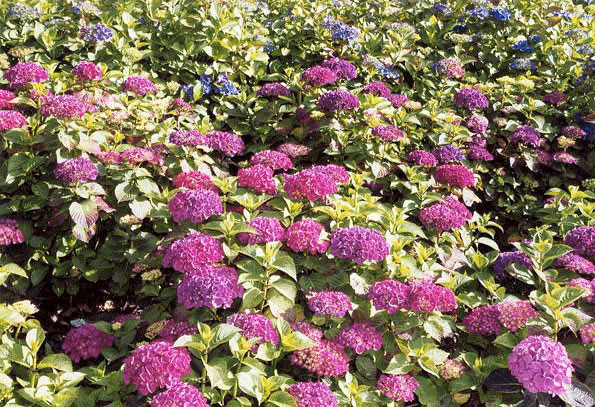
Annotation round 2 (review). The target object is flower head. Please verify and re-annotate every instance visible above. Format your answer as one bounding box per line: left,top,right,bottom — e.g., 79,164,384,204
419,197,472,232
250,150,293,171
162,232,224,274
433,146,465,163
466,114,489,133
169,130,209,147
362,82,392,98
173,171,218,192
554,253,595,275
257,82,291,97
122,77,157,96
168,189,222,223
73,61,102,81
580,324,595,344
454,88,489,110
237,217,285,245
372,125,404,142
509,125,542,147
564,226,595,258
123,340,191,395
62,324,114,363
407,280,457,312
308,291,353,318
376,374,419,402
0,218,25,246
4,62,49,88
301,66,338,87
317,90,360,112
330,227,389,264
177,266,243,309
158,320,197,341
207,131,245,157
368,280,410,313
227,313,279,351
408,150,437,166
321,58,357,80
0,110,27,132
497,301,538,332
463,305,503,335
288,382,338,407
336,322,383,354
54,157,98,184
40,95,95,119
438,359,467,380
276,143,311,158
493,251,533,276
237,165,278,195
433,58,465,78
290,339,349,377
0,90,17,109
286,219,329,255
544,92,567,105
509,336,573,395
152,383,208,407
434,165,475,188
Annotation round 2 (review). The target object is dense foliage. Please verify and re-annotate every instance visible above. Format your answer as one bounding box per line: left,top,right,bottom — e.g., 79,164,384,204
0,0,594,406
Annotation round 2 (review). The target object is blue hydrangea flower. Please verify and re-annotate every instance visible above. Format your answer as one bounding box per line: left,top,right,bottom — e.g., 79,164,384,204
577,46,594,56
489,8,512,21
322,16,359,44
80,24,113,43
180,84,194,99
512,41,532,53
7,4,41,21
453,25,467,33
530,35,542,43
576,114,595,141
470,7,489,19
553,11,572,20
214,73,239,96
510,58,536,70
433,4,452,15
565,29,588,38
379,65,399,79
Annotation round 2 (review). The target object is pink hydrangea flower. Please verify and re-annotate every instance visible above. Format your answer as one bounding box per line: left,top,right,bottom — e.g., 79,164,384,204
419,197,472,232
453,88,489,110
123,340,192,395
237,165,278,195
4,62,49,88
173,171,219,192
438,359,467,380
508,335,573,395
158,320,198,341
372,125,404,142
368,280,411,313
256,82,291,97
301,66,338,87
54,157,98,184
580,324,595,344
290,339,349,377
463,305,503,335
122,76,158,96
407,280,457,313
168,189,222,223
227,313,279,352
554,253,595,275
62,324,114,363
152,383,209,407
237,217,285,245
408,150,438,166
177,265,243,309
0,90,17,109
320,58,357,80
162,232,225,274
207,131,245,157
361,82,392,98
497,301,538,332
288,382,338,407
277,143,311,158
434,164,475,188
285,219,329,255
73,61,102,81
250,150,293,171
336,322,383,354
376,374,419,402
40,95,95,119
330,226,389,264
169,130,209,147
0,218,25,246
121,147,164,166
308,291,353,318
0,110,27,132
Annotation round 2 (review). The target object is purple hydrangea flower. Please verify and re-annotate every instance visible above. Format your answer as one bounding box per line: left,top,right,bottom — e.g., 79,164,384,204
509,125,542,147
552,151,578,164
162,232,225,274
497,301,537,332
227,313,279,351
122,76,157,96
509,336,573,395
250,150,293,171
580,324,595,344
368,280,410,313
320,58,357,80
0,218,25,246
283,167,341,202
301,66,338,87
4,62,49,88
561,126,586,139
466,114,489,133
123,340,191,395
207,131,245,157
330,226,389,264
288,382,338,407
361,82,392,98
407,280,457,313
493,251,533,276
177,266,244,309
434,164,475,188
554,253,595,275
290,339,349,377
54,157,98,184
568,278,595,303
433,145,465,163
408,150,438,166
317,90,360,112
419,197,472,231
376,374,419,402
372,125,404,142
286,219,329,255
0,90,17,110
336,322,383,354
467,146,494,161
62,324,114,363
152,383,208,407
257,82,291,97
433,58,465,78
73,61,102,81
564,226,595,258
463,305,503,335
237,165,278,195
158,320,197,341
543,92,567,105
168,189,222,223
308,291,353,318
237,217,285,245
0,110,27,132
169,130,209,147
454,88,489,110
40,95,95,119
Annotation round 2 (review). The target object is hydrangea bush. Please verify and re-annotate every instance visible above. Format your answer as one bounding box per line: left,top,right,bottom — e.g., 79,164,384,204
1,1,595,407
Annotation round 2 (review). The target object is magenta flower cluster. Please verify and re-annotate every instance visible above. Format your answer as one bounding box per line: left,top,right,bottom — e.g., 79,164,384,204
336,322,383,354
376,374,419,402
318,90,360,112
277,143,311,158
543,91,567,105
283,165,347,202
4,62,49,88
362,81,391,98
40,95,95,119
368,280,410,313
580,324,595,344
62,324,114,363
308,291,353,318
122,76,158,96
250,150,293,171
256,82,291,97
493,250,532,276
466,114,489,133
462,305,503,335
123,340,192,395
301,66,338,87
434,164,475,188
73,61,102,81
509,125,542,147
434,58,465,78
419,197,472,231
238,165,278,195
407,150,438,166
173,171,218,192
372,125,404,142
369,279,456,313
0,218,25,246
54,157,99,184
152,383,209,407
288,382,338,407
158,320,197,341
168,189,222,223
286,219,329,255
330,226,389,264
497,301,538,331
207,131,245,157
453,88,489,110
564,226,595,258
227,313,279,351
237,217,285,245
162,232,224,274
433,145,465,163
177,266,243,309
321,58,357,80
0,90,17,109
290,338,350,377
554,253,594,275
0,110,27,132
121,147,164,166
508,335,573,395
169,130,209,147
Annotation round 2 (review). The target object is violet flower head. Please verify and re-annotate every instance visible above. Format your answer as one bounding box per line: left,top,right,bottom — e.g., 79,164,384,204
433,58,465,78
372,125,404,142
407,150,437,166
207,131,245,157
376,374,419,402
317,90,360,112
168,189,222,223
0,110,27,132
250,150,293,171
554,253,595,275
162,232,224,274
388,93,409,107
580,324,595,344
256,82,291,97
40,95,94,119
301,66,338,87
177,266,243,309
543,91,567,105
54,157,98,184
169,98,193,111
291,321,324,342
227,313,279,351
237,165,278,195
321,57,357,80
123,340,192,395
237,217,285,245
173,171,218,192
336,322,383,354
158,320,198,341
308,291,353,318
361,81,392,98
466,114,489,133
169,130,209,147
433,145,465,163
152,383,209,407
561,126,586,139
4,62,49,88
508,335,573,395
497,301,538,332
509,125,542,147
290,339,349,377
288,382,338,407
121,147,163,166
73,61,102,81
463,305,503,335
330,226,389,264
276,143,311,158
434,164,475,188
564,226,595,258
419,197,472,232
467,146,494,161
0,90,17,109
62,324,114,363
552,151,578,164
122,76,158,96
454,88,489,110
286,218,329,255
0,218,25,246
407,280,457,313
493,251,533,276
283,167,339,201
368,280,411,313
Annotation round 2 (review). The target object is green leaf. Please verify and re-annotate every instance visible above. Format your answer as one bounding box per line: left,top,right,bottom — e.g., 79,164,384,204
69,201,98,228
237,371,266,403
559,379,595,407
38,353,73,372
385,353,415,375
210,324,241,349
271,253,296,280
242,287,265,309
26,328,45,354
483,369,523,393
0,263,27,278
415,376,439,407
130,199,152,219
205,358,235,390
267,391,297,407
494,332,519,349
